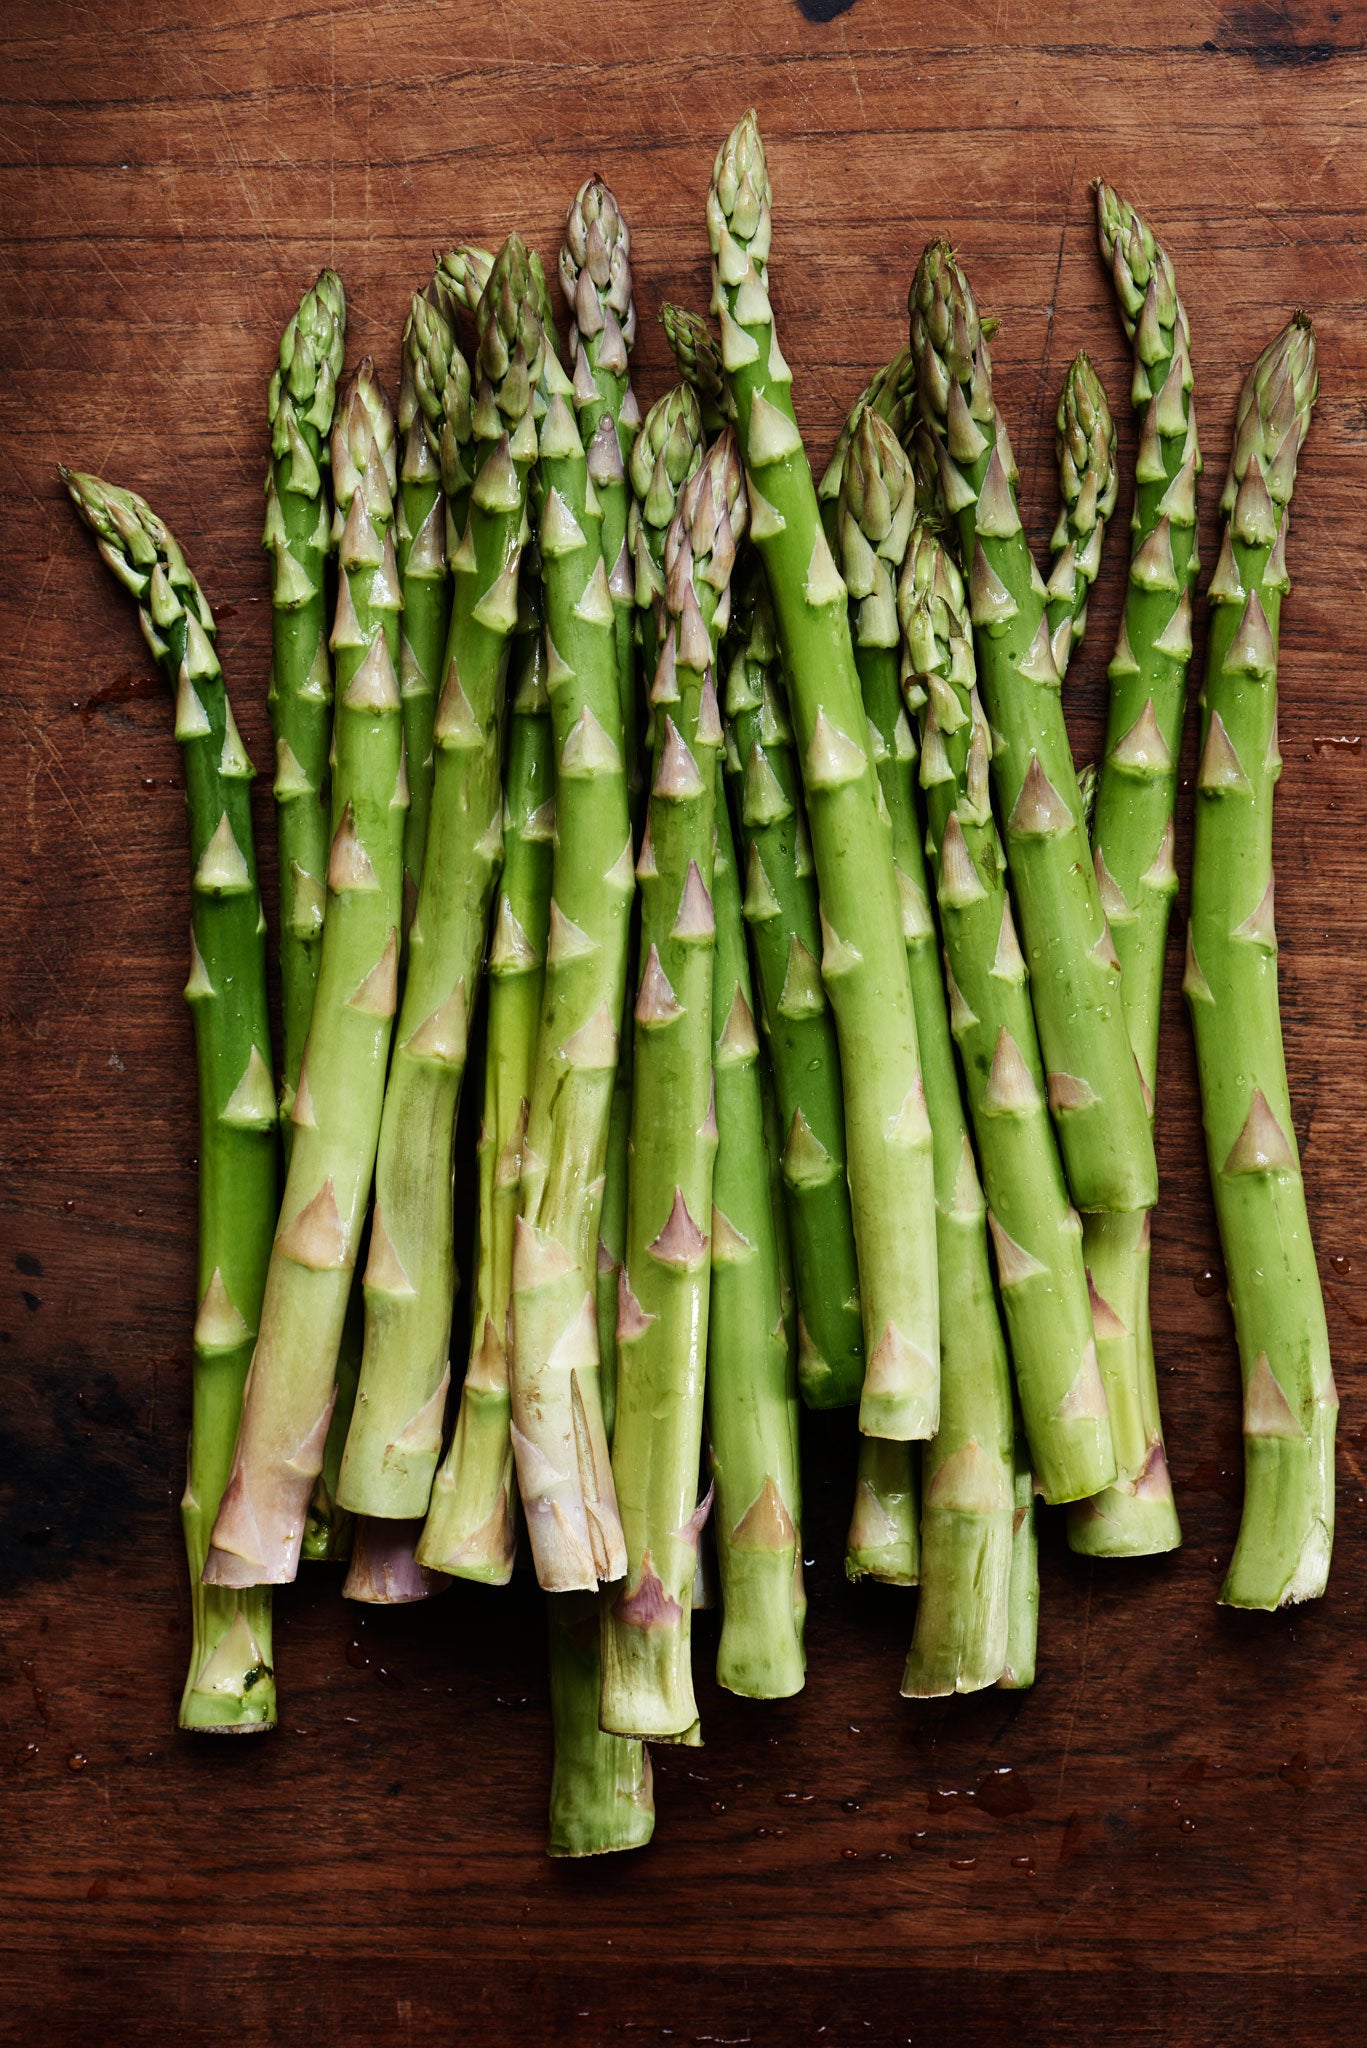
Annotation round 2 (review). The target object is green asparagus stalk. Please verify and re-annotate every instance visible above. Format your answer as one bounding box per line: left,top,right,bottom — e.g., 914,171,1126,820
817,352,915,543
661,304,729,433
547,1592,655,1856
1071,188,1200,1559
837,410,1015,1695
998,1419,1039,1689
396,287,464,930
301,1272,361,1561
628,382,706,688
597,383,708,1441
600,430,748,1738
1046,352,1118,678
418,571,554,1579
65,472,278,1725
845,1438,919,1585
707,763,805,1699
758,1037,798,1379
203,361,405,1585
911,242,1157,1216
900,521,1116,1504
263,270,346,1135
337,239,545,1523
507,322,637,1594
561,176,641,790
722,569,865,1408
433,244,495,323
1186,314,1334,1608
709,111,939,1442
558,182,643,1485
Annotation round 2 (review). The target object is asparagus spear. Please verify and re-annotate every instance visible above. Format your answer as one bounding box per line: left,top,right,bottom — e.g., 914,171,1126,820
838,411,1015,1695
433,244,496,322
561,176,641,790
709,111,939,1442
1046,352,1118,678
817,352,915,543
998,1420,1039,1689
600,430,748,1739
304,294,467,1575
547,1592,654,1856
65,472,278,1726
396,286,464,930
418,570,553,1579
203,361,405,1585
660,304,729,433
559,181,643,1491
722,568,865,1408
1186,314,1334,1608
507,311,635,1595
301,1272,361,1562
1070,187,1198,1559
628,382,706,687
911,242,1157,1215
263,271,346,1136
845,1438,920,1586
900,521,1115,1504
337,239,545,1524
343,1516,446,1602
707,762,805,1699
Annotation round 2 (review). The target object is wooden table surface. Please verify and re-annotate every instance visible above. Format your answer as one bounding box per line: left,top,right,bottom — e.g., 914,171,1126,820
4,2,1366,2040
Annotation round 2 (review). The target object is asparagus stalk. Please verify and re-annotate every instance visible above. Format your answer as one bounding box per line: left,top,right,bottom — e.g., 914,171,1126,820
1186,314,1334,1608
709,111,939,1441
1071,188,1200,1558
758,1035,798,1377
661,304,729,433
998,1419,1039,1689
817,352,915,542
628,382,706,692
547,1592,654,1856
559,182,643,1482
418,571,554,1578
600,430,748,1738
343,1516,446,1602
507,316,636,1594
592,384,708,1460
433,244,495,322
900,521,1115,1503
837,411,1015,1695
337,239,546,1523
301,1272,361,1561
65,472,278,1725
1046,353,1118,678
561,176,641,792
203,362,405,1585
300,291,463,1571
911,242,1157,1215
396,287,465,930
707,762,805,1699
263,272,346,1136
845,1438,919,1586
722,568,865,1408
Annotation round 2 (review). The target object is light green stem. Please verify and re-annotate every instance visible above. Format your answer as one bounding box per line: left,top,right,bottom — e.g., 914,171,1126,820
1185,315,1334,1609
709,113,938,1441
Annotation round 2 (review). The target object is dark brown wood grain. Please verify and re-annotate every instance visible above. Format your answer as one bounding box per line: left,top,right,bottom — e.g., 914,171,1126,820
3,2,1366,2041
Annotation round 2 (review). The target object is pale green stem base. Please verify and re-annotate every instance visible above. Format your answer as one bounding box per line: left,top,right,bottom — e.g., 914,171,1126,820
547,1591,655,1857
998,1433,1039,1691
1070,1209,1181,1558
845,1436,919,1586
1222,1404,1337,1609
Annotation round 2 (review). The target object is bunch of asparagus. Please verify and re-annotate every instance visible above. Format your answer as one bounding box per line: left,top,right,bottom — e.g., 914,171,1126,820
65,109,1333,1855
